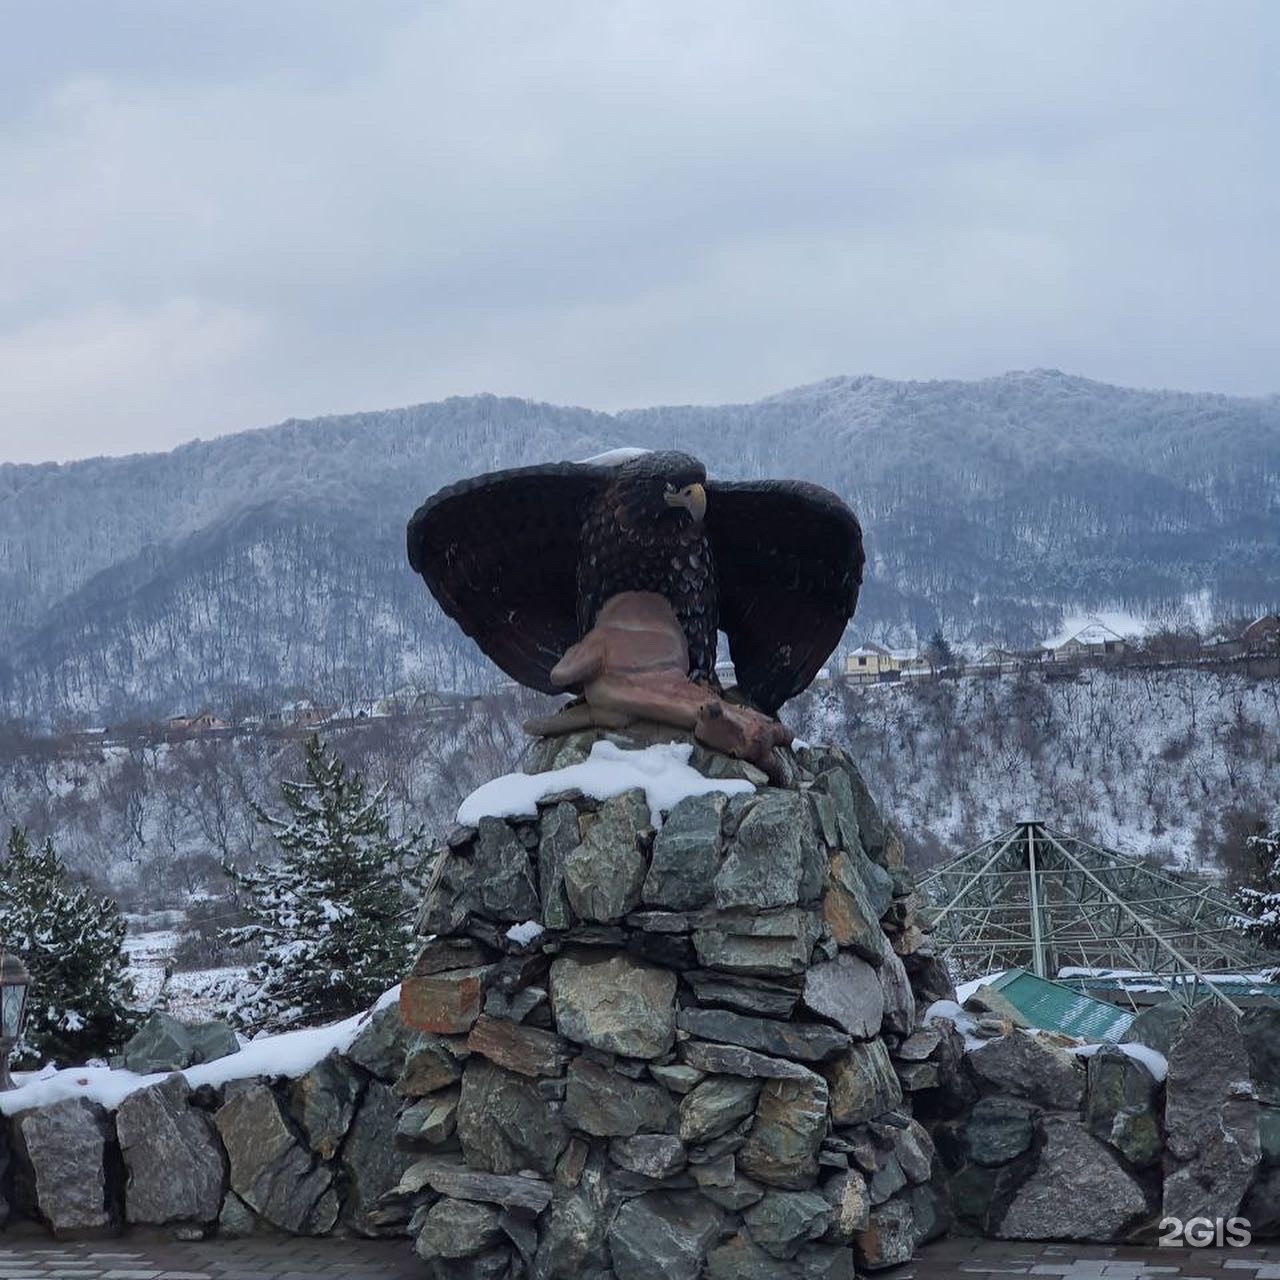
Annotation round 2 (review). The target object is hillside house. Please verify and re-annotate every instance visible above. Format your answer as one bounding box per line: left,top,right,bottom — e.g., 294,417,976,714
974,647,1026,674
1203,638,1245,661
846,644,903,682
1243,614,1280,650
1045,621,1128,663
265,699,331,730
375,687,455,717
166,709,230,735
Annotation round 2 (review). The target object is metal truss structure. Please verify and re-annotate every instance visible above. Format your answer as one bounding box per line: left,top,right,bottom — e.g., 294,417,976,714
919,821,1280,1013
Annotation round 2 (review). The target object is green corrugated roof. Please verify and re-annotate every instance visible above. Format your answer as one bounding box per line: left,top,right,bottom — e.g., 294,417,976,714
986,968,1135,1042
1061,973,1280,1003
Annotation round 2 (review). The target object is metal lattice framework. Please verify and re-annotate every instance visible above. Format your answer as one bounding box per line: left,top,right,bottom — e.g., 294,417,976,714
919,822,1280,1012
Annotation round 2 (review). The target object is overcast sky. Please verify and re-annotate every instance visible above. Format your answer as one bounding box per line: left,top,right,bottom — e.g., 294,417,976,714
0,1,1275,464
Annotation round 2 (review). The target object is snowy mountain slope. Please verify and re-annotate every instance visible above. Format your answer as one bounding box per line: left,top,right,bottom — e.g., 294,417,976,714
2,668,1273,900
790,665,1280,870
2,372,1278,722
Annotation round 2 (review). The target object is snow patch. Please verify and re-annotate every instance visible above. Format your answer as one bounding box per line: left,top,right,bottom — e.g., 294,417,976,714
954,972,1007,1003
0,985,402,1116
457,740,756,828
923,998,988,1051
576,447,651,467
1073,1039,1168,1083
506,920,544,946
928,995,1171,1078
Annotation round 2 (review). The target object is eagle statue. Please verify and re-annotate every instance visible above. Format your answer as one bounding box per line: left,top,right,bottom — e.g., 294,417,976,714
406,450,863,719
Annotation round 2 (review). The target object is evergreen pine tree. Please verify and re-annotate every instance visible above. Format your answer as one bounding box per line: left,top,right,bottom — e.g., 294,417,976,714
925,628,955,673
1235,824,1280,954
0,827,138,1065
222,735,420,1032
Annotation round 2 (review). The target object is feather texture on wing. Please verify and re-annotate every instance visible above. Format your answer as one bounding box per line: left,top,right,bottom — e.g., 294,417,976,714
706,479,864,715
407,463,606,693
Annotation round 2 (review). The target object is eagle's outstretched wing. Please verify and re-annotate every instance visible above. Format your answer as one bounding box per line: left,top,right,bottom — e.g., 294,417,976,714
707,479,864,715
407,463,608,693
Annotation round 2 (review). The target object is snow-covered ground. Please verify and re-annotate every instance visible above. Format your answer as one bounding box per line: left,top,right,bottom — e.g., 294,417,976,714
123,921,247,1022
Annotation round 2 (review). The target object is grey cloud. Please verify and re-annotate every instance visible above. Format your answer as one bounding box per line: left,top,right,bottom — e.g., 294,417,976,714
0,0,1276,462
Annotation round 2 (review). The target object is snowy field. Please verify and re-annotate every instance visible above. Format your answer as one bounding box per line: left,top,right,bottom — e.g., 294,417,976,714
123,916,246,1023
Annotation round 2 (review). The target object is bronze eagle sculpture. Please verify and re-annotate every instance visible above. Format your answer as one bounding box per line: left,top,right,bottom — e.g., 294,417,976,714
406,450,863,717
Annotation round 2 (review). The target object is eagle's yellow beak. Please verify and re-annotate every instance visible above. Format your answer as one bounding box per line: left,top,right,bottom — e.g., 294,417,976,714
665,482,707,522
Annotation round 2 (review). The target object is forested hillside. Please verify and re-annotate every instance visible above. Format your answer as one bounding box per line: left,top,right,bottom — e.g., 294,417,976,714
792,666,1279,871
2,371,1277,724
2,666,1274,906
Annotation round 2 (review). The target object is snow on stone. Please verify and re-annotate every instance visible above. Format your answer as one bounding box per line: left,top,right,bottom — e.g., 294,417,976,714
576,447,651,466
923,998,988,1051
927,993,1172,1077
1073,1039,1169,1083
954,971,1007,1003
0,986,402,1116
506,920,545,946
457,740,756,828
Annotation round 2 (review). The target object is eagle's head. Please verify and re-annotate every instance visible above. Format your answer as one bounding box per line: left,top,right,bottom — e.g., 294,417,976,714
612,450,707,527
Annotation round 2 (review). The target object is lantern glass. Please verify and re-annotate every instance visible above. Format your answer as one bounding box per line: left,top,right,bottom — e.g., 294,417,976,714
0,955,31,1043
1,982,27,1041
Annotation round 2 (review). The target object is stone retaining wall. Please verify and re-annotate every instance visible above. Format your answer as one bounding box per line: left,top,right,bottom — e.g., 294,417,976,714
0,1003,420,1240
921,998,1280,1242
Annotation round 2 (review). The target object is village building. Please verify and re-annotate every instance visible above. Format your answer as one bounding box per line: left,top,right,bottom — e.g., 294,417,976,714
165,709,230,735
973,646,1027,674
264,698,331,730
1243,613,1280,649
1044,619,1128,663
845,642,902,682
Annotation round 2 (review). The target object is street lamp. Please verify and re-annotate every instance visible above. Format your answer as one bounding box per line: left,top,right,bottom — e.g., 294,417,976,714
0,952,31,1091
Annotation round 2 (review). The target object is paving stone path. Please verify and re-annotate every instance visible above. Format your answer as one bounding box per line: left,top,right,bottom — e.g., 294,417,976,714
905,1239,1280,1280
0,1236,1276,1279
0,1237,422,1279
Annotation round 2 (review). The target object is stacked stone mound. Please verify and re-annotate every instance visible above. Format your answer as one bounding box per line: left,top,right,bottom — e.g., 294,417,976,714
924,998,1280,1241
0,1004,419,1240
396,728,957,1280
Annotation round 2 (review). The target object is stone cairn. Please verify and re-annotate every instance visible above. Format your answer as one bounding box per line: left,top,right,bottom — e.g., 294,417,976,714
396,728,957,1280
